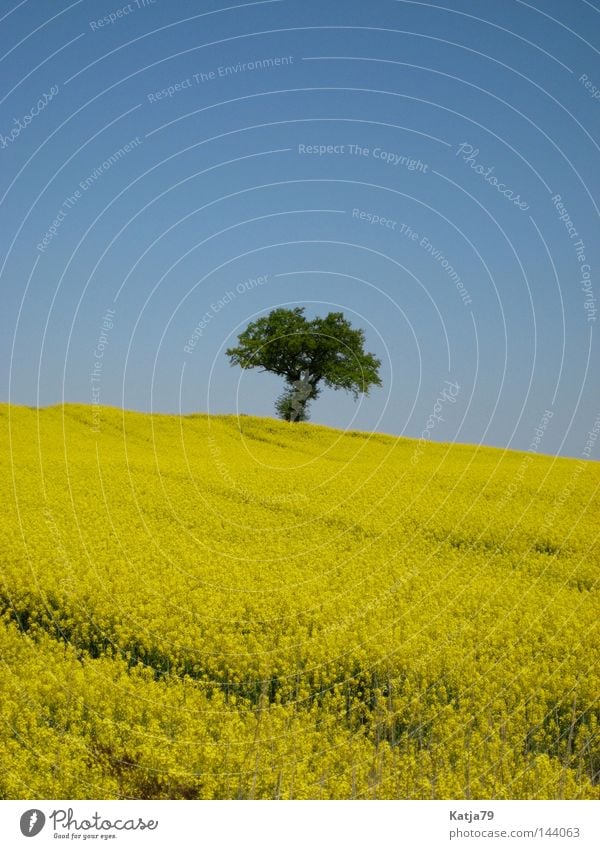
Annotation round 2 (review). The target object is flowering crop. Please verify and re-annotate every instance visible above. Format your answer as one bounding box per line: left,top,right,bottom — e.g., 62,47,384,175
0,403,598,799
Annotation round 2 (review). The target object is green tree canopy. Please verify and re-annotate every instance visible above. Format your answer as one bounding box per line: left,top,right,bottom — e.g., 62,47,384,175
226,308,382,421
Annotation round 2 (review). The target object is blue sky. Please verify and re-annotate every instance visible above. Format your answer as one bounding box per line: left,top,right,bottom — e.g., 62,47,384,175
1,0,599,458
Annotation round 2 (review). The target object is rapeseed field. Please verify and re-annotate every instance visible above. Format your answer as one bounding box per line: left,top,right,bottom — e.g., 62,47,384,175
0,403,598,799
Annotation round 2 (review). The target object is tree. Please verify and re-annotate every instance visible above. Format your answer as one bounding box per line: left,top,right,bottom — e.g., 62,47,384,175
226,308,382,421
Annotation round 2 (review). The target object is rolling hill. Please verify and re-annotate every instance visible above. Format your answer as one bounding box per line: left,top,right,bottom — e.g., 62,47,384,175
0,403,598,799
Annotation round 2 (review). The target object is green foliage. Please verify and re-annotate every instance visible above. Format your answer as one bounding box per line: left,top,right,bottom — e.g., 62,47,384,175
226,308,382,420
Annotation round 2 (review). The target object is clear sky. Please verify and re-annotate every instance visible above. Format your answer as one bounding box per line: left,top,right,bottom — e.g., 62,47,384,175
1,0,599,458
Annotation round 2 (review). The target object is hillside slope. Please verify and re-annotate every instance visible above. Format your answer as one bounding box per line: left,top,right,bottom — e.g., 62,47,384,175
0,404,598,799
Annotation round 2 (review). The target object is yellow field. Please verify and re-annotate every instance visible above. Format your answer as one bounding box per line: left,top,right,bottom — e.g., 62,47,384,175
0,403,598,799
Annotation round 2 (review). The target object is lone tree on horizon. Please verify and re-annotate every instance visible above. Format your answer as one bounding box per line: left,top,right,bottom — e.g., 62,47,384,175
226,307,382,422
